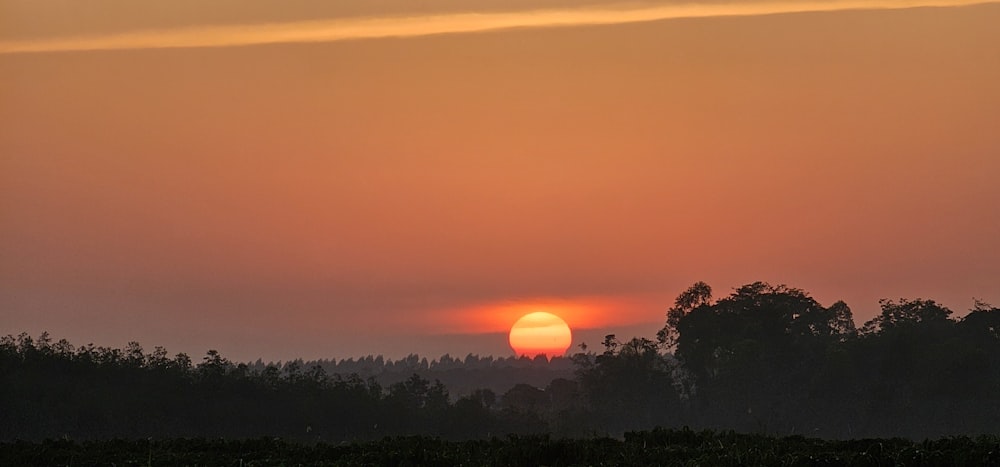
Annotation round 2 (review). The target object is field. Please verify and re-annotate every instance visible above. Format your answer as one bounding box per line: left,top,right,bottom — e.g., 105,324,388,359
4,429,1000,466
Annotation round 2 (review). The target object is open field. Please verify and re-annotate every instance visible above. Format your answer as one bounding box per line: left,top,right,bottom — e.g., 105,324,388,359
4,429,1000,466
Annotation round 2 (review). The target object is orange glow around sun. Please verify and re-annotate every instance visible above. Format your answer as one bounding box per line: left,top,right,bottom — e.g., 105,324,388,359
432,297,650,335
508,311,572,358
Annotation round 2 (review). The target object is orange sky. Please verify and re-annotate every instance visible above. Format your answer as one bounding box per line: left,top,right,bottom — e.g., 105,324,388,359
2,1,999,361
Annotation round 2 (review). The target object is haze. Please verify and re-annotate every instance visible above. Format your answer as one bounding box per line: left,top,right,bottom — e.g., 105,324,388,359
1,0,998,361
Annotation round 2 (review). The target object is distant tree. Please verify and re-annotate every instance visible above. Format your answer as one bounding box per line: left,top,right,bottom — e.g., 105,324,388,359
575,334,680,434
449,388,497,438
147,346,170,369
501,384,547,413
198,349,232,379
124,341,144,367
601,334,619,355
173,352,192,371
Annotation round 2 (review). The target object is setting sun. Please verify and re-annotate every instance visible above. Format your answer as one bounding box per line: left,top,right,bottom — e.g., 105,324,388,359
508,312,572,358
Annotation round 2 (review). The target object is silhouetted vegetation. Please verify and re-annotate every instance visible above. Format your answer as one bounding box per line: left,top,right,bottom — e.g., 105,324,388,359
3,282,1000,445
5,429,1000,466
249,352,576,401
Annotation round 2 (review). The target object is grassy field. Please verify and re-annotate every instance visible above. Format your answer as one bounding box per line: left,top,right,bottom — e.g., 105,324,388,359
4,429,1000,466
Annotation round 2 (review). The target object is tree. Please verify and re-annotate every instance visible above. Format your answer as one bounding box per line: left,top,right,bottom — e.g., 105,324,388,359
576,335,680,433
657,282,712,350
449,389,497,438
959,300,1000,340
670,282,859,432
848,298,964,436
861,298,953,335
675,282,855,380
198,349,232,379
501,383,547,413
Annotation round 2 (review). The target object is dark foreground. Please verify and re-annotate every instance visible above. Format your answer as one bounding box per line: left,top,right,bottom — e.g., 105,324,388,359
4,429,1000,466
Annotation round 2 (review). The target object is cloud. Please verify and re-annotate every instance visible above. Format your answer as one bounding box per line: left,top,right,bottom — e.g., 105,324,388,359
0,0,994,54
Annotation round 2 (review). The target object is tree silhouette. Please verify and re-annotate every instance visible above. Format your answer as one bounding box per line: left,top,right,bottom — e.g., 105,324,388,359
4,285,1000,441
657,281,712,350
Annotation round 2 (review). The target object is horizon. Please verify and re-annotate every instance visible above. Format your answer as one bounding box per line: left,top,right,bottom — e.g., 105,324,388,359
3,285,991,363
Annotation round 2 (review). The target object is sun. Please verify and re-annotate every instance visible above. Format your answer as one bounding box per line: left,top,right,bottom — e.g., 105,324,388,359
508,311,572,358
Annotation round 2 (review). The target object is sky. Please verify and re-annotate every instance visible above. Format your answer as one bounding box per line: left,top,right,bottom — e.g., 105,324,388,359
2,0,999,362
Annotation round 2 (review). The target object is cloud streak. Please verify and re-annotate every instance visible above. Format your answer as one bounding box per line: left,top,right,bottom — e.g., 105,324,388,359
0,0,995,54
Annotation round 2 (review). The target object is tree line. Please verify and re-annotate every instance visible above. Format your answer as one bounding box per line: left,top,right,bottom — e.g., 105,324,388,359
3,281,999,440
247,352,576,401
593,282,1000,438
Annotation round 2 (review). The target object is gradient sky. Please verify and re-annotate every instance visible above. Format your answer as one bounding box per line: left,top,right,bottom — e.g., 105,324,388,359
2,0,999,362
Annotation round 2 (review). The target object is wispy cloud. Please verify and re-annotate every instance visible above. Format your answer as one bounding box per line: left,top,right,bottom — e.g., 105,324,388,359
0,0,993,54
